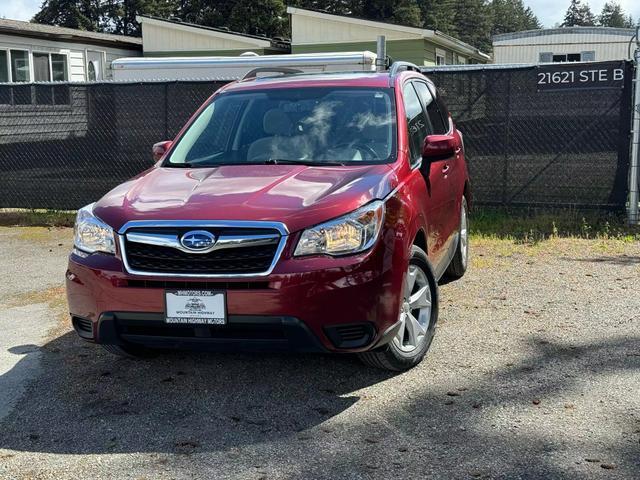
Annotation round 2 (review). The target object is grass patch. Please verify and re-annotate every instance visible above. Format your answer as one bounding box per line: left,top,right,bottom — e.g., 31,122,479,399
2,206,639,244
0,209,76,227
470,207,640,243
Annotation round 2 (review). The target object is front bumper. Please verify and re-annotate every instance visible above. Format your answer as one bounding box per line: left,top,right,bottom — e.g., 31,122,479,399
66,231,407,353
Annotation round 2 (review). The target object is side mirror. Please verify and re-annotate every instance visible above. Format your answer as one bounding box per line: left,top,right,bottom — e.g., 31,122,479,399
422,134,457,161
152,140,172,162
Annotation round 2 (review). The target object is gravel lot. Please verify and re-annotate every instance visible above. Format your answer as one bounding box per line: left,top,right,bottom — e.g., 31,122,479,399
0,226,639,480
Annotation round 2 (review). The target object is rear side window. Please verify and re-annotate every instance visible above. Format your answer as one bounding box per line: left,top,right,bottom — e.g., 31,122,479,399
414,81,448,135
403,83,430,165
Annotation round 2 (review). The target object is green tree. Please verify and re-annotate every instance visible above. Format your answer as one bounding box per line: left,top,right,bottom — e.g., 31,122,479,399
176,0,235,27
451,0,492,51
228,0,288,37
598,2,628,27
562,0,596,27
33,0,100,31
417,0,457,32
289,0,363,15
490,0,541,36
362,0,423,27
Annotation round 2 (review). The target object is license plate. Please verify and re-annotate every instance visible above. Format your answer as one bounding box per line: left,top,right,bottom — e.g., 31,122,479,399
164,290,226,325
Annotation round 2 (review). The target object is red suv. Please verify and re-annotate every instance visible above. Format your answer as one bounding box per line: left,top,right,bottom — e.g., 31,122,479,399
66,63,470,371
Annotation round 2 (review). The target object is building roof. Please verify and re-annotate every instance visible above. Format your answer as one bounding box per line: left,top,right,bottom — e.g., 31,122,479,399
493,26,635,43
0,17,142,49
287,7,490,61
136,15,290,50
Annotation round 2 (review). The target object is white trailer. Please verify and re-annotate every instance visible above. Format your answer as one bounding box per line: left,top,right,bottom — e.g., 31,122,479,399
111,51,377,81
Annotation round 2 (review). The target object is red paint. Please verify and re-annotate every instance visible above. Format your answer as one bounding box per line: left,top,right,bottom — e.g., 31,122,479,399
67,71,470,352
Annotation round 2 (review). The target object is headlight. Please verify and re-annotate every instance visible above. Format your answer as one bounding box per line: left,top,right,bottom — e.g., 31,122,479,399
74,204,116,254
294,201,385,257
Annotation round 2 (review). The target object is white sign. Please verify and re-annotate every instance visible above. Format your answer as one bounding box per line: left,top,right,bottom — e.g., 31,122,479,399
165,290,226,325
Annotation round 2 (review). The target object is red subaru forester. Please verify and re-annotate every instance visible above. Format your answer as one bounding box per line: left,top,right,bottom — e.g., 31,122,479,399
66,63,470,371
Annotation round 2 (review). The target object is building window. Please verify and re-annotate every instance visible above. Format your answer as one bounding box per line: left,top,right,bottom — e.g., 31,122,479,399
87,61,97,81
553,53,583,62
51,54,68,81
33,53,51,82
456,55,467,65
0,50,8,82
33,52,68,82
436,48,446,66
540,52,592,63
10,50,30,82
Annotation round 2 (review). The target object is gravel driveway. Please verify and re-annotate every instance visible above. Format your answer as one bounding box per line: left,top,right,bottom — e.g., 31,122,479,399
0,227,638,479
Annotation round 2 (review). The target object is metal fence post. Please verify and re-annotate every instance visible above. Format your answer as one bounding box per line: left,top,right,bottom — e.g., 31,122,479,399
629,29,640,225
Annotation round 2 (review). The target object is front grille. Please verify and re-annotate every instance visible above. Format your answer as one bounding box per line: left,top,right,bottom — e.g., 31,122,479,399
122,226,282,276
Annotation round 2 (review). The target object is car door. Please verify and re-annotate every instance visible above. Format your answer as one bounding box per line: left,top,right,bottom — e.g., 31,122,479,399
412,81,459,267
402,81,450,274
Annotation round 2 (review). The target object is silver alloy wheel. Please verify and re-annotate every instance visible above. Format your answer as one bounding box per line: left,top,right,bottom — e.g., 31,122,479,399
393,264,432,353
460,201,468,269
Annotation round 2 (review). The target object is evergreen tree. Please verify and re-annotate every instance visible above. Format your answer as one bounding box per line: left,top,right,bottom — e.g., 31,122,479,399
451,0,492,51
562,0,596,27
523,6,541,29
228,0,288,37
598,2,628,27
361,0,422,27
289,0,363,15
490,0,541,36
33,0,100,31
417,0,457,32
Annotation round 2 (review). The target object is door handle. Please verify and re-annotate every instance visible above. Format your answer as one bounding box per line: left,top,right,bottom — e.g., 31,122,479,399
441,164,450,174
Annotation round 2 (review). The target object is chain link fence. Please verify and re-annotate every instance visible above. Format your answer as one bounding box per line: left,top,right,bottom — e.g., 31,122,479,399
424,61,634,209
0,81,224,210
0,60,634,210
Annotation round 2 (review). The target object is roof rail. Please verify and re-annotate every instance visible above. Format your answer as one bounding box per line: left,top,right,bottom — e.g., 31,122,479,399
242,67,303,80
389,61,422,76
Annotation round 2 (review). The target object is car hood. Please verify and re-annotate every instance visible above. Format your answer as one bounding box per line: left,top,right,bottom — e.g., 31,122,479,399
94,164,397,233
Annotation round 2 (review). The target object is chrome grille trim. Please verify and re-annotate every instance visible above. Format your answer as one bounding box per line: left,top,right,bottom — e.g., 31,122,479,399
125,231,280,255
117,220,288,278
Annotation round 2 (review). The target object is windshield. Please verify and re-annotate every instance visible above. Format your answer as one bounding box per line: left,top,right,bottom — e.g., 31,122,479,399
165,87,396,167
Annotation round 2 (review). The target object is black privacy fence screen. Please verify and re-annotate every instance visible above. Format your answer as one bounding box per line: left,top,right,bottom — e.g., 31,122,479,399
0,60,634,210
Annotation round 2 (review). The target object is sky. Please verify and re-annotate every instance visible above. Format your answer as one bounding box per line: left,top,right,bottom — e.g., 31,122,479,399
1,0,639,28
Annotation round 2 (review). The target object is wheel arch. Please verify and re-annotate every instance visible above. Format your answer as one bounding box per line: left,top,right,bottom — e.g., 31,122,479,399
463,180,472,209
413,228,428,256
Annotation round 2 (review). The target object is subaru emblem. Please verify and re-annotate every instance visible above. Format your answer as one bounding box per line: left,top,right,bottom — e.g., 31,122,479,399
180,230,216,251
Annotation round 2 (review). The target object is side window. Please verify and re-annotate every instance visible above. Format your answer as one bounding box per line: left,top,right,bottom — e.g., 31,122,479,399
414,81,448,135
403,83,430,165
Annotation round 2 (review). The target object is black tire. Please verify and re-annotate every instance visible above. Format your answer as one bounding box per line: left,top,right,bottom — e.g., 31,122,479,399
358,245,438,371
102,343,157,359
445,196,469,280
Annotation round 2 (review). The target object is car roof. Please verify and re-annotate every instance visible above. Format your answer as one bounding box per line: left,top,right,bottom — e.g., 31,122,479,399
223,71,398,92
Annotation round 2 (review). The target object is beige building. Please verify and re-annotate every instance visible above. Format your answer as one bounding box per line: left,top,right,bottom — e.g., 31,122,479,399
287,7,490,66
492,27,635,64
137,15,289,57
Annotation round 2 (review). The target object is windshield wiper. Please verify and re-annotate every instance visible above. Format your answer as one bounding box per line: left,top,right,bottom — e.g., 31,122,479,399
263,159,345,166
